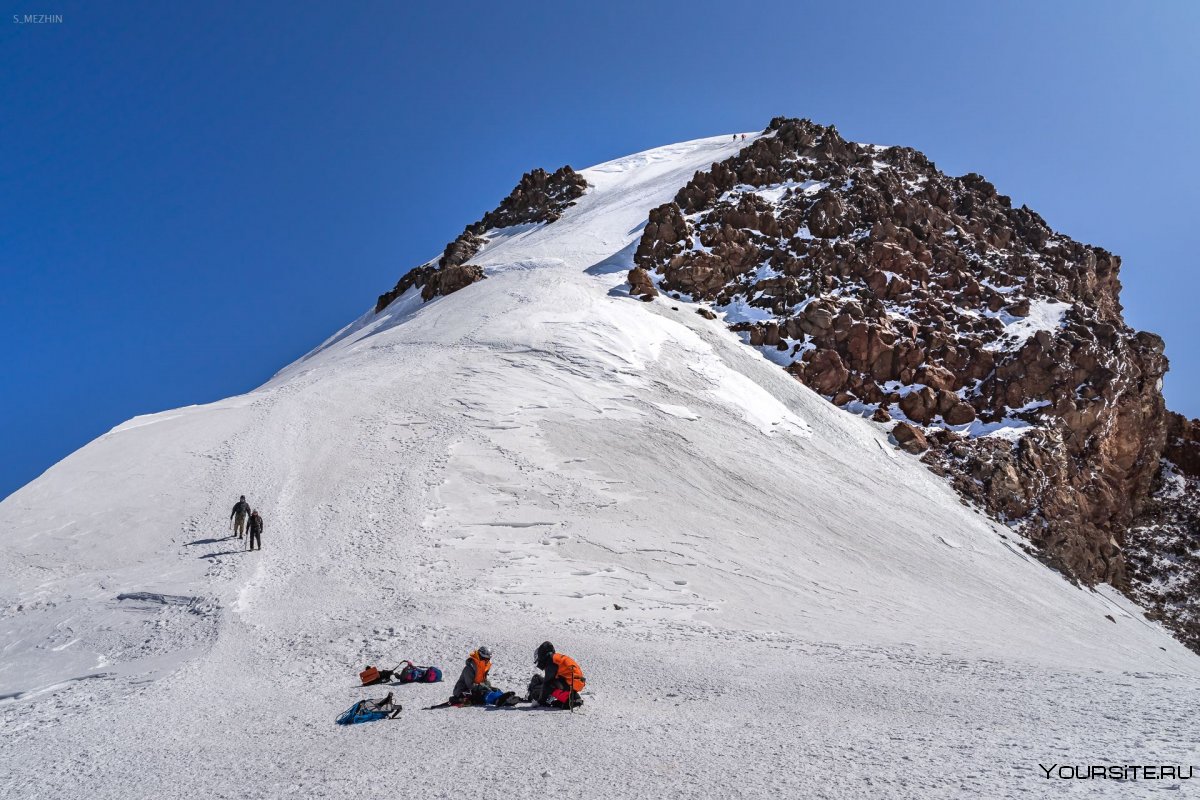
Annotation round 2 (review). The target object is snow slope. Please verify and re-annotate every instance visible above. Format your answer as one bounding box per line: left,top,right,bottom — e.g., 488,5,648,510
2,134,1199,799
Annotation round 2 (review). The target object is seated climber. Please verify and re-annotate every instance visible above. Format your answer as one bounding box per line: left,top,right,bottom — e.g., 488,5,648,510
449,645,518,707
531,641,585,708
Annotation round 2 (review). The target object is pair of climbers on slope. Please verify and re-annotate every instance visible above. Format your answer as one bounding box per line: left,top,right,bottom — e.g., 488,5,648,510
446,641,585,709
230,496,264,551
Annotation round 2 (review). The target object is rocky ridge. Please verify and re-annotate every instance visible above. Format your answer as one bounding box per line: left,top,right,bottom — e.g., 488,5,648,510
629,117,1200,650
375,166,588,312
1128,413,1200,648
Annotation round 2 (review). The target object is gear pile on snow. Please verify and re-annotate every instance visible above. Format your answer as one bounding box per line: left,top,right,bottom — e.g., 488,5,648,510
359,661,443,686
336,692,402,725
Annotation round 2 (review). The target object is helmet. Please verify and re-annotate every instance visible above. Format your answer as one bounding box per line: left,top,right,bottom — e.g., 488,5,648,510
535,641,555,665
240,495,246,501
477,646,492,660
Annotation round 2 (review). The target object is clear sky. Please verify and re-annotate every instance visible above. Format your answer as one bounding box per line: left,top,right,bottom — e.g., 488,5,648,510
2,0,1197,499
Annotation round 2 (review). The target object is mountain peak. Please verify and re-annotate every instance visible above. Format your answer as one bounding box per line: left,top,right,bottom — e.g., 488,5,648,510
628,116,1200,650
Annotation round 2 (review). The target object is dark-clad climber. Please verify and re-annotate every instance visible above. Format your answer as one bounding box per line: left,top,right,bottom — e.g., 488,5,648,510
231,495,250,538
247,509,263,551
532,641,585,708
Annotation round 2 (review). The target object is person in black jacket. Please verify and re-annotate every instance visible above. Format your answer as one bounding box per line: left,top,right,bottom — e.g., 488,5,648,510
247,510,263,551
531,641,585,708
231,496,250,539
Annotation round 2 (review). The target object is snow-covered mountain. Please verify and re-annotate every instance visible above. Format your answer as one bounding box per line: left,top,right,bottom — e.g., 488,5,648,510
2,129,1198,799
628,118,1200,653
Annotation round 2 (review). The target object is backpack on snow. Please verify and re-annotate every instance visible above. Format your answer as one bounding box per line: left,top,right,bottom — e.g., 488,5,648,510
398,661,442,683
336,692,402,725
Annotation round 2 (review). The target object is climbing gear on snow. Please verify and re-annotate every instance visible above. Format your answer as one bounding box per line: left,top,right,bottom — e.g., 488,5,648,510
398,661,442,683
336,692,402,725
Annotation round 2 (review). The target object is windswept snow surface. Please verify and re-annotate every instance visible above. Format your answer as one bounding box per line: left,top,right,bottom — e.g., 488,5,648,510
3,134,1199,799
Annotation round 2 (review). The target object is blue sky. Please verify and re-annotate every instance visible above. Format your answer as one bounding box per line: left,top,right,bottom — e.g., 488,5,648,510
2,0,1197,499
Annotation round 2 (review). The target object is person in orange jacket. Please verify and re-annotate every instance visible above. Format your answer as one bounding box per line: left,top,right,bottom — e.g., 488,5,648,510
452,646,494,698
532,641,585,708
450,646,519,707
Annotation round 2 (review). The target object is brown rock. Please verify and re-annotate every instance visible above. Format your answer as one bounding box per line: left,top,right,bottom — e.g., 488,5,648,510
627,267,659,299
1007,298,1031,317
422,263,485,300
892,422,930,454
916,365,957,392
899,387,938,425
807,192,848,238
1164,412,1200,476
374,264,436,313
936,389,960,417
795,350,850,395
944,401,977,426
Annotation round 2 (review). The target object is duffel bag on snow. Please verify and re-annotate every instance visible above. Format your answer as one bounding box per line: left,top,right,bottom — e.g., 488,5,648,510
336,692,402,725
398,661,442,683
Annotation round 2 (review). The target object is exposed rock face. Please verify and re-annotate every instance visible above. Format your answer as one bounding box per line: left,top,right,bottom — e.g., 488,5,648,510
1163,412,1200,476
633,116,1198,648
375,166,589,312
477,166,589,229
1127,414,1200,652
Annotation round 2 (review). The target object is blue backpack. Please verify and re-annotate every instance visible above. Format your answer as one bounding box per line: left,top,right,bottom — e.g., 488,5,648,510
336,692,402,725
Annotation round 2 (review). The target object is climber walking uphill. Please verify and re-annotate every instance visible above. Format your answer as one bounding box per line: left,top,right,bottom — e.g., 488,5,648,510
530,641,585,709
230,495,250,539
247,510,263,551
443,645,520,708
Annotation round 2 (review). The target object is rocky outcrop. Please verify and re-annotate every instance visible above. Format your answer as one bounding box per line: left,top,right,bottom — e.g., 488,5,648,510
1127,414,1200,651
627,266,659,300
631,116,1198,649
1164,412,1200,476
477,166,589,229
375,166,589,313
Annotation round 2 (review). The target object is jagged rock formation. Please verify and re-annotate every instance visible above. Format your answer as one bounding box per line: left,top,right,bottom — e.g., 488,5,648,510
630,116,1198,648
1128,414,1200,651
375,166,588,312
